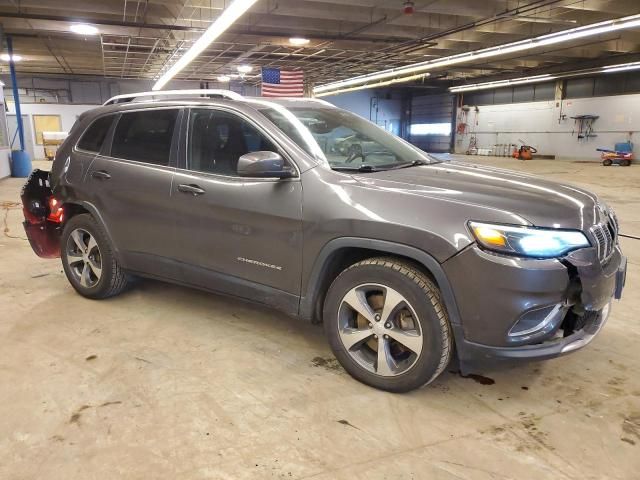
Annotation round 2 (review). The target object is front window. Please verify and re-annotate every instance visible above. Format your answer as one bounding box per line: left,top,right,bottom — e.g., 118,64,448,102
259,106,439,171
188,109,279,175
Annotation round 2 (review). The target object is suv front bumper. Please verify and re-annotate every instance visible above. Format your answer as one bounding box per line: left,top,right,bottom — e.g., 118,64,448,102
452,301,611,362
442,243,626,364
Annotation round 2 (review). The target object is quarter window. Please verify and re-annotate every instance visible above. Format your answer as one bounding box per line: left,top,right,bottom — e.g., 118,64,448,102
111,109,178,166
77,115,114,153
188,109,278,175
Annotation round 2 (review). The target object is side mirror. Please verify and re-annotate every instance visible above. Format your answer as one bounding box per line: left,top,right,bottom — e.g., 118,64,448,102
237,151,294,179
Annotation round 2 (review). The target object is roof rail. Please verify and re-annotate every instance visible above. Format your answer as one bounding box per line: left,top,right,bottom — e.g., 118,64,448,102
103,89,243,106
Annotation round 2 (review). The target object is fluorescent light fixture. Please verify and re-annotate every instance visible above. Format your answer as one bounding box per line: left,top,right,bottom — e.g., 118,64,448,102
410,123,452,135
237,64,253,74
70,24,99,35
289,37,310,46
217,75,231,82
450,74,556,92
450,61,640,92
512,15,577,25
0,54,22,62
314,13,640,96
315,72,430,97
602,61,640,73
152,0,259,91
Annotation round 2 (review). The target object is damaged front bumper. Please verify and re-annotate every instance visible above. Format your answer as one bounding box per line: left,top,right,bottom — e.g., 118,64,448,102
444,243,626,364
21,169,62,258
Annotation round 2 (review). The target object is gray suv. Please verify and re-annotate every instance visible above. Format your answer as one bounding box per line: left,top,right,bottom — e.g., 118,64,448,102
21,90,627,392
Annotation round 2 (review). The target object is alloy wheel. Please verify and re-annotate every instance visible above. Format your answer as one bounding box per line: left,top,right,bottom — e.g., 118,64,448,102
66,228,102,288
337,283,423,376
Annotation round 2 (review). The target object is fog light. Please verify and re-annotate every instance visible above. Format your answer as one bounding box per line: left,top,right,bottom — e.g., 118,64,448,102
508,303,567,341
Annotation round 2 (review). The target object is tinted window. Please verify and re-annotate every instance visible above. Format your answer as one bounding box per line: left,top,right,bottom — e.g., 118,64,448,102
111,109,178,165
77,115,114,153
188,109,277,175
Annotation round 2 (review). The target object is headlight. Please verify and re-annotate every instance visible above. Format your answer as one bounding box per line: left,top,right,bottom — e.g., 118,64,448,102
469,221,590,258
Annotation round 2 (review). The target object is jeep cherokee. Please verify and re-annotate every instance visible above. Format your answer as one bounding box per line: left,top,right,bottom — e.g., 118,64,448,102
21,90,627,392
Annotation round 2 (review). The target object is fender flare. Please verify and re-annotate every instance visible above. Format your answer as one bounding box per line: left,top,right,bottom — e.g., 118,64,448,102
299,237,462,328
65,200,122,262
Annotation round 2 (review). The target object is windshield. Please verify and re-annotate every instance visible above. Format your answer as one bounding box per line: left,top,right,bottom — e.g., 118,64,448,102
258,105,439,171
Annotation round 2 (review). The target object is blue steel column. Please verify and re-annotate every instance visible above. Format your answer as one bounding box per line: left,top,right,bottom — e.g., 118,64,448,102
6,36,25,152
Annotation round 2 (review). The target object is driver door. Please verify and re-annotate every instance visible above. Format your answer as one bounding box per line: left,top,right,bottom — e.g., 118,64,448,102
170,108,303,314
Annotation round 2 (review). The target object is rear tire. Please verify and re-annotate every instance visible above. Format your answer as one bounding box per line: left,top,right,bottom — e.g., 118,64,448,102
620,159,631,167
323,257,453,392
602,159,612,166
61,214,128,299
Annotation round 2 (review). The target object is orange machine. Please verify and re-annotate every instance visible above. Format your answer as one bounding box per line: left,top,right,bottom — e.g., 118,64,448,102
512,144,537,160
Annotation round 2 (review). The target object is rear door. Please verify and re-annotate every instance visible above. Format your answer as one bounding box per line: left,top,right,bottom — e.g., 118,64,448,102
171,107,303,312
84,107,182,277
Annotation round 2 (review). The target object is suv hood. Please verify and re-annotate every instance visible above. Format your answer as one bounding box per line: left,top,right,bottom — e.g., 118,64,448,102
352,161,600,230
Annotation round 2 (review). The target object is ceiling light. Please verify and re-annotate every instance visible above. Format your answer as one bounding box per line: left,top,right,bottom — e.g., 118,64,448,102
314,13,640,96
449,61,640,93
601,61,640,73
315,72,430,97
237,64,253,74
512,15,577,25
70,24,99,35
450,74,556,93
289,37,310,46
217,75,231,82
0,54,22,62
152,0,259,91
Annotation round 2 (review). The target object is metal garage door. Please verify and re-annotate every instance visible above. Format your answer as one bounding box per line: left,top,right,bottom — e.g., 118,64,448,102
409,94,454,153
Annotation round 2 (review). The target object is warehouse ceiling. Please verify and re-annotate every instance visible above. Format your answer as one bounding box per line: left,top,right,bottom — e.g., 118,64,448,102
0,0,639,88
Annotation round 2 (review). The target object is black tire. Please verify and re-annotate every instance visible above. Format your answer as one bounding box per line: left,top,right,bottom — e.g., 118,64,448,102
620,159,631,167
323,257,453,392
602,159,612,166
61,213,128,299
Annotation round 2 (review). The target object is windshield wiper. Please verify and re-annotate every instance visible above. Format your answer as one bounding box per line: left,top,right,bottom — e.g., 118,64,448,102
331,159,433,173
389,159,430,169
331,164,379,173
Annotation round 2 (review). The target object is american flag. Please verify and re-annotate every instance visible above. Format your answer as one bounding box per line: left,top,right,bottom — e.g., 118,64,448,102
261,68,304,97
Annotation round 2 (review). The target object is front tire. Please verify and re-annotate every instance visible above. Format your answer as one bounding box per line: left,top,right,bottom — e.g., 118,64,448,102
61,214,128,299
323,257,453,392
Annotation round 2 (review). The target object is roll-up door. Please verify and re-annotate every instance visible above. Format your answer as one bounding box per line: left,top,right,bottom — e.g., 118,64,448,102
408,94,454,153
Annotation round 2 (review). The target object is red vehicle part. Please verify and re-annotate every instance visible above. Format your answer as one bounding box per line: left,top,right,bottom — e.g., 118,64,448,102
20,169,62,258
600,151,633,166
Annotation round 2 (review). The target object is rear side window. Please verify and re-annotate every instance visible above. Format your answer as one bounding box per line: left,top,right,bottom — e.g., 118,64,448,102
111,109,178,165
77,115,114,153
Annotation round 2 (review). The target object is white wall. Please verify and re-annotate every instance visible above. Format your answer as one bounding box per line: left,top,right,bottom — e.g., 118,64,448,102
454,93,640,159
5,102,95,160
0,148,10,178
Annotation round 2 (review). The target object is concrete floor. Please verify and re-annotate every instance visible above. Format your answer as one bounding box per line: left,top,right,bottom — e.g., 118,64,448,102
1,157,638,480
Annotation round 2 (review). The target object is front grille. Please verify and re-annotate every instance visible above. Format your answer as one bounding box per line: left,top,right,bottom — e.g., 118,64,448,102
590,210,619,262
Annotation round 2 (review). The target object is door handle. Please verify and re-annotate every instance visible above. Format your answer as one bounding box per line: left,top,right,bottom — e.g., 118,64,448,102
178,184,205,196
91,170,111,180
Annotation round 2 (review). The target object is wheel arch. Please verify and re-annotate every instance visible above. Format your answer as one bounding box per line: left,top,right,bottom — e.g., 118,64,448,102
62,201,122,261
299,237,462,328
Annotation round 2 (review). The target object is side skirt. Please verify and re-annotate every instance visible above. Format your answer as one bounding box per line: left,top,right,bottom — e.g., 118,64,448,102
122,251,300,318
